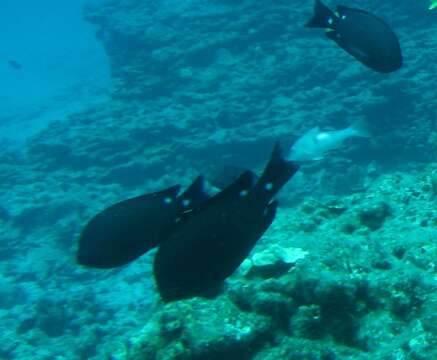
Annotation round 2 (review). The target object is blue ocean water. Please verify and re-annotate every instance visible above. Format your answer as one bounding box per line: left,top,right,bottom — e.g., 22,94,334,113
0,0,109,148
0,1,436,359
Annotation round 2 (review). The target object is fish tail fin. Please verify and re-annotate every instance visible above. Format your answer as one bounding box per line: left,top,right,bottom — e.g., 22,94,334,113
198,170,256,211
205,164,250,190
350,119,371,138
306,0,336,29
177,176,208,211
253,143,299,205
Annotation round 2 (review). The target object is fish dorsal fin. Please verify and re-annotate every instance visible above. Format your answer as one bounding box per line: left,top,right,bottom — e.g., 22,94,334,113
308,126,320,135
174,171,256,224
206,170,255,206
306,127,322,144
196,170,256,211
253,143,299,205
206,164,250,190
177,176,209,211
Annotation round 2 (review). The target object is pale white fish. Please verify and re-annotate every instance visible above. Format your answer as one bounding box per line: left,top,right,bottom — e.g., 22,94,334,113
288,120,369,162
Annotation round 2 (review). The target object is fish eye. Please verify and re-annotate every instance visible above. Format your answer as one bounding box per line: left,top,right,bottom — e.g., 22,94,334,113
341,15,346,20
182,199,191,207
164,197,173,204
264,182,273,191
239,189,249,197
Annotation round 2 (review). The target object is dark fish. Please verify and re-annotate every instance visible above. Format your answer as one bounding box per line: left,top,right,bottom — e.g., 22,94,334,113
8,60,22,70
154,143,299,302
77,176,208,268
306,0,402,73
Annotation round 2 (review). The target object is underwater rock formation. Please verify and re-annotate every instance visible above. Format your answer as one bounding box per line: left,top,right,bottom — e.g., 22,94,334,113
1,1,437,359
77,0,437,166
102,167,437,360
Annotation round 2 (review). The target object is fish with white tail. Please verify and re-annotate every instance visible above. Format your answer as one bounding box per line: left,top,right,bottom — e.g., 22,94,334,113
288,121,369,162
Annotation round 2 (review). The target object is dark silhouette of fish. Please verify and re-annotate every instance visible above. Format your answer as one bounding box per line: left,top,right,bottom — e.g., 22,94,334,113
77,176,208,268
306,0,402,73
8,60,22,70
154,143,299,302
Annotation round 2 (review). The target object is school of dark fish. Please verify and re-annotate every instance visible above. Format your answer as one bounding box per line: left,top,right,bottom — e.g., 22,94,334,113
78,144,299,301
77,0,405,302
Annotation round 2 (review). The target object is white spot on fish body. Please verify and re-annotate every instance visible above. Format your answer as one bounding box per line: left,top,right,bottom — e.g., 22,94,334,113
328,17,333,25
265,182,273,191
182,199,191,207
164,197,173,204
239,189,249,197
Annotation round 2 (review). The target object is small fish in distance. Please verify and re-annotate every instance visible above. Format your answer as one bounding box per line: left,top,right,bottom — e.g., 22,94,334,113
429,1,437,10
77,176,208,268
8,60,22,70
306,0,402,73
288,120,369,162
153,143,299,302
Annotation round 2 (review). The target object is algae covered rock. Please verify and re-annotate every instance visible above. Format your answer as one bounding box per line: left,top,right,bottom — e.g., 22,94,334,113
124,296,272,360
358,199,392,231
239,244,308,278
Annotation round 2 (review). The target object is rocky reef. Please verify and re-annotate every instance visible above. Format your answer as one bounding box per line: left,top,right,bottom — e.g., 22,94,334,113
23,0,437,186
79,0,437,164
106,166,437,360
1,0,436,359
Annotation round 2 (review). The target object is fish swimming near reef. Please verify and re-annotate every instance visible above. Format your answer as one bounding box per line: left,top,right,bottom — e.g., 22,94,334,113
154,143,299,302
306,0,402,73
288,120,369,162
77,176,208,268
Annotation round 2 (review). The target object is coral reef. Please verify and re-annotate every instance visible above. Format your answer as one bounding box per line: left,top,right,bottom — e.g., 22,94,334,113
0,0,436,359
104,167,436,360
